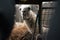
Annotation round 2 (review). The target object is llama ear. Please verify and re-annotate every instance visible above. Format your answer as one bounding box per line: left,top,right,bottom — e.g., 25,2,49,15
28,7,30,11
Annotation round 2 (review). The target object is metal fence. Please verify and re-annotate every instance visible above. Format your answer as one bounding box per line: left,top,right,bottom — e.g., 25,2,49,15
41,1,56,28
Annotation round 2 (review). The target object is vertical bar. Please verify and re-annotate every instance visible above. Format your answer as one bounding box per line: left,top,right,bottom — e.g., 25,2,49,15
38,1,42,35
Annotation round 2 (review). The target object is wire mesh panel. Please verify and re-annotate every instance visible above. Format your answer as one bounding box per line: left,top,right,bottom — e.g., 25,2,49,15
42,1,56,28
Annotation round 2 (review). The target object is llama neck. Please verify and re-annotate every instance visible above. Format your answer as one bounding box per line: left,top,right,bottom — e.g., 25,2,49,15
23,20,32,34
25,20,30,27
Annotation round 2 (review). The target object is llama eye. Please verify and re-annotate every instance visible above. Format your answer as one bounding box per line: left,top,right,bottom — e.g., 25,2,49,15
20,8,21,10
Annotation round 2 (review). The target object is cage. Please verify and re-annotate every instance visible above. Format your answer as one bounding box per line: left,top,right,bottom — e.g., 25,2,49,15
9,0,57,40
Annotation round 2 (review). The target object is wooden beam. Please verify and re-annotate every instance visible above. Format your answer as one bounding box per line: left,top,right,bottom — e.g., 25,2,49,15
15,0,55,4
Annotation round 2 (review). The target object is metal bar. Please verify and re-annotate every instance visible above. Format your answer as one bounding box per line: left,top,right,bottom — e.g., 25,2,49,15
38,2,42,35
42,7,55,9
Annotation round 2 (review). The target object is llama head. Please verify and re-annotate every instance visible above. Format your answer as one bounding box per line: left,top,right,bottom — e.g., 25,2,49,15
23,7,31,20
19,5,31,20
